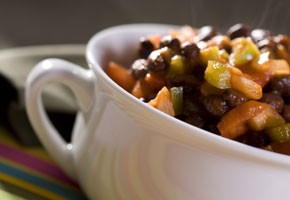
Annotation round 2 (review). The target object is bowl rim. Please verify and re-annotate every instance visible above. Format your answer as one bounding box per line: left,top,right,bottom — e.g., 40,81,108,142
86,23,290,168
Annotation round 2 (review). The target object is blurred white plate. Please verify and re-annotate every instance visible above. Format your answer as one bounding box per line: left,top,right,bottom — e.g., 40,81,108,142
0,44,86,112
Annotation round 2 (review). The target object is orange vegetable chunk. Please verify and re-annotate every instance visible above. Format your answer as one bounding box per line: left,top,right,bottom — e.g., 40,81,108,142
106,62,136,92
271,141,290,155
148,87,175,116
230,74,262,100
145,72,166,92
131,80,152,99
218,101,280,139
147,34,162,48
269,59,290,76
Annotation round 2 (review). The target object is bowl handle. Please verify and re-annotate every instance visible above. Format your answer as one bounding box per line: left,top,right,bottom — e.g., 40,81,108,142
25,58,95,179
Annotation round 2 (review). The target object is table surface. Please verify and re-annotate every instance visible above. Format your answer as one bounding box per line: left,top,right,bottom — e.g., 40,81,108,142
0,126,88,200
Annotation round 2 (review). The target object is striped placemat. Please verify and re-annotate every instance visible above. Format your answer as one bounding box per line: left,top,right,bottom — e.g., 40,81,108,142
0,126,88,200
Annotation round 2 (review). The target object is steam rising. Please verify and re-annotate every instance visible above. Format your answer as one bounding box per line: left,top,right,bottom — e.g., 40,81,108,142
188,0,290,35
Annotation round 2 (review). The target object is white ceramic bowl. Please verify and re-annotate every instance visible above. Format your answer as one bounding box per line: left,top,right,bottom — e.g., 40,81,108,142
26,24,290,200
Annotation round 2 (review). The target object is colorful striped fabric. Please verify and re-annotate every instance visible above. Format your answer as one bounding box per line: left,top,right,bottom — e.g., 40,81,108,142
0,126,88,200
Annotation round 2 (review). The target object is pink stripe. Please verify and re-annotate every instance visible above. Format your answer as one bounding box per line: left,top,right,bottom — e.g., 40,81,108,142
0,142,79,188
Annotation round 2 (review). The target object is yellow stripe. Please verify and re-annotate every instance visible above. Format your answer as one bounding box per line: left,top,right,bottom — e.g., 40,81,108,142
0,172,67,200
0,129,54,163
0,157,80,194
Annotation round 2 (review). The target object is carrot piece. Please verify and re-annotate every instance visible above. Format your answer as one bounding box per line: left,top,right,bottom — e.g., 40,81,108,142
148,87,175,116
131,81,144,99
106,62,136,91
144,72,166,92
131,80,152,99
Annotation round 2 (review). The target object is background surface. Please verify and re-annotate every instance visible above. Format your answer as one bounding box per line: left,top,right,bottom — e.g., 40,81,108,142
0,0,290,49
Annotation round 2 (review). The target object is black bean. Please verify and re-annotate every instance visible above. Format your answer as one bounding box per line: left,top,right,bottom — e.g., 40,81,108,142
283,105,290,123
159,35,180,52
147,56,167,72
147,49,169,72
170,75,200,94
245,132,270,147
138,38,154,59
251,29,271,43
260,92,284,113
270,75,290,96
227,24,250,40
183,97,200,116
196,26,216,42
131,59,148,79
191,65,206,81
180,42,199,61
274,34,290,51
223,89,248,107
210,35,232,52
257,37,276,50
202,95,229,118
185,113,205,128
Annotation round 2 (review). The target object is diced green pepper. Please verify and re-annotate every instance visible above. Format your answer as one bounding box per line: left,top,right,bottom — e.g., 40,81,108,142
247,112,285,132
267,123,290,142
170,87,183,116
264,117,285,129
167,55,185,79
204,60,231,89
199,46,221,65
230,37,260,66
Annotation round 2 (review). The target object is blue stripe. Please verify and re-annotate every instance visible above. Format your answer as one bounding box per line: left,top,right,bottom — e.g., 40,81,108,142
0,162,87,200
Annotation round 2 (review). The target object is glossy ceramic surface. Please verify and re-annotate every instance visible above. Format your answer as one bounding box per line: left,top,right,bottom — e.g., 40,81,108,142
26,24,290,200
